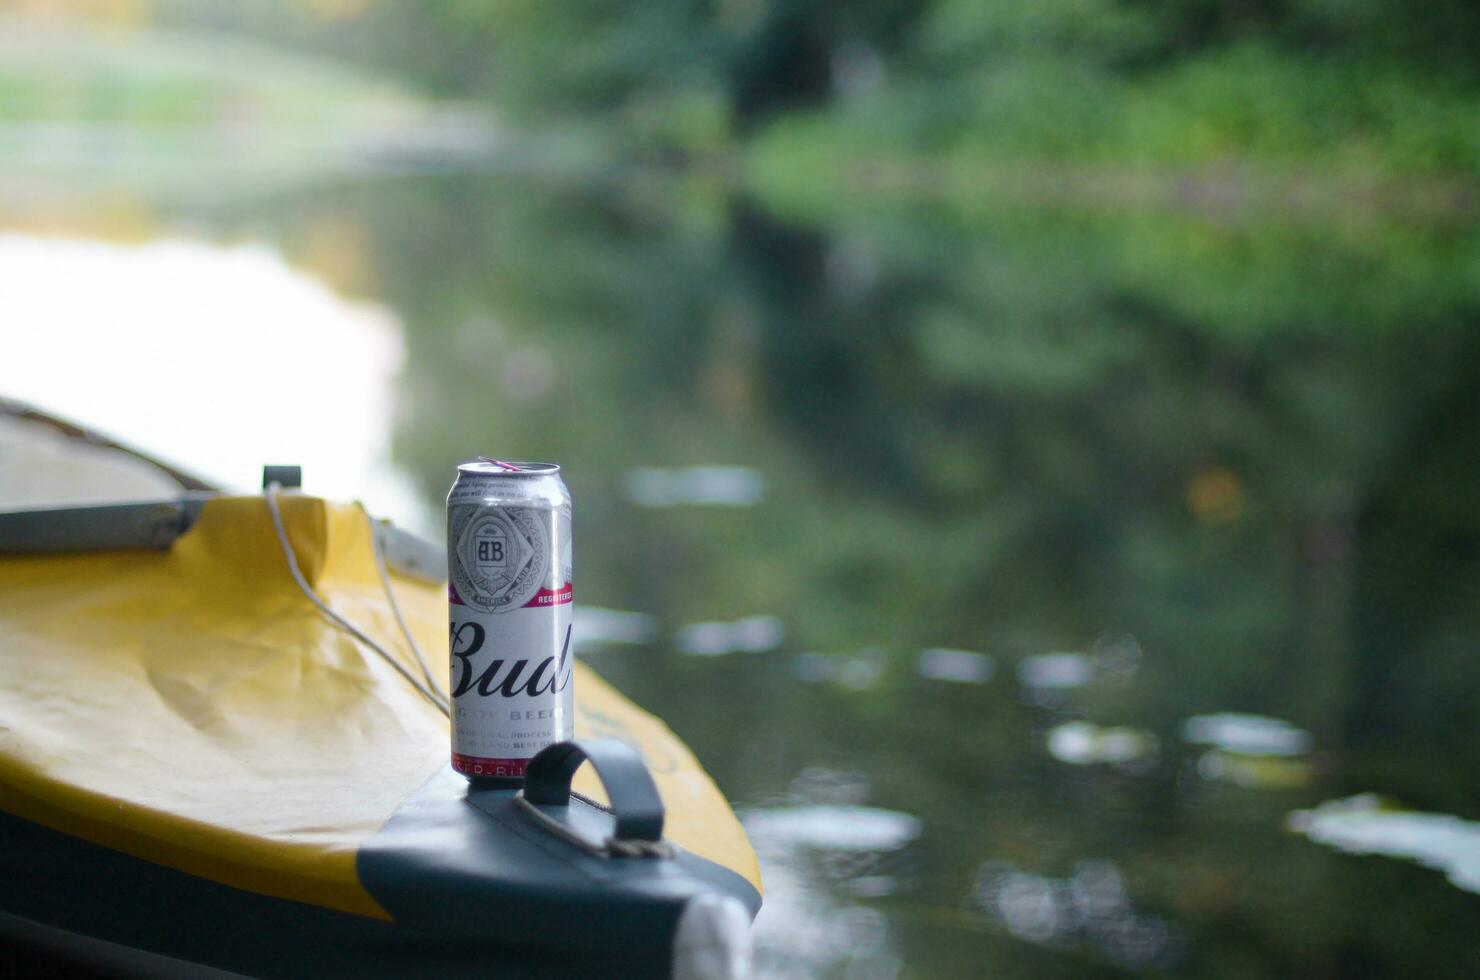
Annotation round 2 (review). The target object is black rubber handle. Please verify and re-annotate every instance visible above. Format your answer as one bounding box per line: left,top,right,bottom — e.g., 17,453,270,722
522,739,665,842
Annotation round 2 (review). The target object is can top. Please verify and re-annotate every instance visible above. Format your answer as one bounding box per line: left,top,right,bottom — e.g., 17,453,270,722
456,458,561,477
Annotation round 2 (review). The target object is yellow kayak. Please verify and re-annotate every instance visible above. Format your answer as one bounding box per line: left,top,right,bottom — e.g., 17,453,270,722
0,404,760,979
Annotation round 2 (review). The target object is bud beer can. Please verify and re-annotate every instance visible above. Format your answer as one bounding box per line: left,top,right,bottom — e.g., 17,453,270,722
447,459,574,782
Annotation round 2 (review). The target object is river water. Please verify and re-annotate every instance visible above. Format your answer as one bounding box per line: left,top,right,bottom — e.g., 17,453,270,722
2,167,1477,979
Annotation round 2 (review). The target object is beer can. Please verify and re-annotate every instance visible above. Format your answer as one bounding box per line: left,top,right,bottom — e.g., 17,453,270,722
446,459,574,783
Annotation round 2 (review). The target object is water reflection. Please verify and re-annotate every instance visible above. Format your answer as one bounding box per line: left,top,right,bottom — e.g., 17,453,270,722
743,805,923,852
624,466,766,508
743,769,917,979
1046,722,1157,768
1289,795,1480,895
793,650,887,690
675,615,786,657
1088,632,1143,682
1196,751,1313,789
1016,637,1142,702
571,607,658,653
967,861,1179,969
1181,714,1316,788
915,648,995,685
1182,714,1313,757
1015,653,1093,703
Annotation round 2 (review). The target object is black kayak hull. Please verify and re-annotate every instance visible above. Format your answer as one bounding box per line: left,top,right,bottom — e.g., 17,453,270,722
1,770,759,979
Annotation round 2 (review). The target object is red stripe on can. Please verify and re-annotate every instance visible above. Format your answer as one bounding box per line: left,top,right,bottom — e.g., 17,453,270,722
452,753,529,778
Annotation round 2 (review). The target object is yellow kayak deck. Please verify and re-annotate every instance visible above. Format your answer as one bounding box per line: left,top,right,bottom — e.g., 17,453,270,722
0,494,760,919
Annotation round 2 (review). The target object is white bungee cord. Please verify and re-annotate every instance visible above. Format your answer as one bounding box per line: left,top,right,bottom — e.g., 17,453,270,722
367,511,449,702
264,483,450,717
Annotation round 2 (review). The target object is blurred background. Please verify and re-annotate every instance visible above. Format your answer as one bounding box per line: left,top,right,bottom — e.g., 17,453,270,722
1,1,1478,976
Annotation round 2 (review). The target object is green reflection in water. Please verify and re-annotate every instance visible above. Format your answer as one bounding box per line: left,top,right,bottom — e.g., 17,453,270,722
324,171,1476,979
341,172,1477,979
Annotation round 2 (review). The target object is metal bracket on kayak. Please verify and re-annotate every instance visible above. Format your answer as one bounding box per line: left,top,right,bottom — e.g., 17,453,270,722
0,496,446,586
515,739,675,859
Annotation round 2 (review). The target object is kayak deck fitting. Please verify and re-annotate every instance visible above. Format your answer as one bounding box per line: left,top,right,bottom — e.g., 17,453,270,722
0,406,761,978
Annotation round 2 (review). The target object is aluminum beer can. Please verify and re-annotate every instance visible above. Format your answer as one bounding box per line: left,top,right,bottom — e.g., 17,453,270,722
446,459,574,782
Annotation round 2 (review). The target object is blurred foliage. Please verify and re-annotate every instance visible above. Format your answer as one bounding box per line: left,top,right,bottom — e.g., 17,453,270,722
147,0,1480,183
0,9,414,125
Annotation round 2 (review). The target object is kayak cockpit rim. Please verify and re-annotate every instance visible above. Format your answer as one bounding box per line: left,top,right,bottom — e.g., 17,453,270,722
0,497,446,585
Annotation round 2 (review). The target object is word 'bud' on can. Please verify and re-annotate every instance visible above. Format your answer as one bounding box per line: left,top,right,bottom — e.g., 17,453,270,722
446,458,573,784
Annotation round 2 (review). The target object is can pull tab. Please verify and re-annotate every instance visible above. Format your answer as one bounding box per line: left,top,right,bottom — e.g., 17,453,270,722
514,739,672,858
478,457,524,472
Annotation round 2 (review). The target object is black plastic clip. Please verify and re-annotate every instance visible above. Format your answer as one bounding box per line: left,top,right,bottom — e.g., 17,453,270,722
262,465,302,490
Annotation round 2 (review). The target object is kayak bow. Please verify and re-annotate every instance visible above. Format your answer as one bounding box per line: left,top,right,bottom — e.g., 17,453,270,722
0,407,761,978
